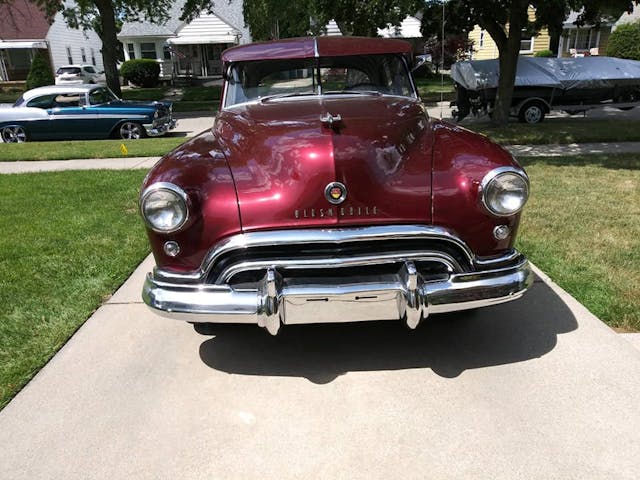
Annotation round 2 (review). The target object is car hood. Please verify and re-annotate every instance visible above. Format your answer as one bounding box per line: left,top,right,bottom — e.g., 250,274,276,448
214,95,433,231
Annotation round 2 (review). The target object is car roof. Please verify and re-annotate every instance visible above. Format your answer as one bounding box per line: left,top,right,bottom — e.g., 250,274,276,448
21,84,102,102
221,36,412,63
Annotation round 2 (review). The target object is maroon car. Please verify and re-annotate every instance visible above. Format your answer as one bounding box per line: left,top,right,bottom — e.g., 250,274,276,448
140,37,533,335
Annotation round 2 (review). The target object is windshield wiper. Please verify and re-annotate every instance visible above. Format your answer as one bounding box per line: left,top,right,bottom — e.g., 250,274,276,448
260,92,317,103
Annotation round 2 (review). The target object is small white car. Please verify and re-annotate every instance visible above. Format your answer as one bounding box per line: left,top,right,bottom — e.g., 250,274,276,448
55,65,104,85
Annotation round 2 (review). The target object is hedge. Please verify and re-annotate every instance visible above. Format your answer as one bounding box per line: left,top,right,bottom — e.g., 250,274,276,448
120,59,160,88
606,20,640,60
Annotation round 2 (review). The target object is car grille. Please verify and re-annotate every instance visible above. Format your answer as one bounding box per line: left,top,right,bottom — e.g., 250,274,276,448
206,238,472,289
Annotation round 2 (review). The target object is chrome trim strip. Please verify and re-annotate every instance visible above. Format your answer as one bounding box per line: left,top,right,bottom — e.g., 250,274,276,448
216,251,459,285
143,258,534,333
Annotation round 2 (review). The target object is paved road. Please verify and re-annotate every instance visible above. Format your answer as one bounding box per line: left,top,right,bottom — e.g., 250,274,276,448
0,257,639,479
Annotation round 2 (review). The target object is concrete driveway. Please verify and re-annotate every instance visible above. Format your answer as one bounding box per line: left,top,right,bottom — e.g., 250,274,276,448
1,256,639,480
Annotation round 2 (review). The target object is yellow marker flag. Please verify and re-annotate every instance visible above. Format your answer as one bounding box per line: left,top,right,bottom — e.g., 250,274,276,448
120,143,128,156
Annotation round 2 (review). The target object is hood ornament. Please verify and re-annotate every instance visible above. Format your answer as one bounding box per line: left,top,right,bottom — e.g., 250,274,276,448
325,182,347,204
320,113,342,129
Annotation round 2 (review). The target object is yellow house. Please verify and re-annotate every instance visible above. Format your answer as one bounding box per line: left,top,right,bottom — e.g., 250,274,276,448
467,7,623,60
468,7,551,60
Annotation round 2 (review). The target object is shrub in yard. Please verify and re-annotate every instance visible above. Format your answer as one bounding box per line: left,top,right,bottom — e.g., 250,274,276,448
25,50,54,90
120,59,160,87
534,49,554,58
606,20,640,60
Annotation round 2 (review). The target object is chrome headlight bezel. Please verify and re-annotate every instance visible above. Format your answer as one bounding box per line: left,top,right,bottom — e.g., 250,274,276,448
140,182,189,233
480,167,529,217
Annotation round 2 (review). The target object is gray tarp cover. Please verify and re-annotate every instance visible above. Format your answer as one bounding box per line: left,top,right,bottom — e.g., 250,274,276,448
451,56,640,91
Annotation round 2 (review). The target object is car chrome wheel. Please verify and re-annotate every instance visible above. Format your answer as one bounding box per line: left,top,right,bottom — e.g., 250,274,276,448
119,122,143,140
1,126,27,143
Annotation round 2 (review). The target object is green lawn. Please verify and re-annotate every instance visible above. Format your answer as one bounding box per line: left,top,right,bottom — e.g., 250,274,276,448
0,170,149,408
471,118,640,145
120,87,169,101
415,74,456,103
517,154,640,332
0,137,186,161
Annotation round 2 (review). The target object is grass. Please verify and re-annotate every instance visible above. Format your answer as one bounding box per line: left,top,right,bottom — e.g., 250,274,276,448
516,154,640,331
471,118,640,145
0,137,186,161
120,87,168,101
0,91,20,103
173,100,219,113
181,85,222,101
415,74,455,103
0,170,149,408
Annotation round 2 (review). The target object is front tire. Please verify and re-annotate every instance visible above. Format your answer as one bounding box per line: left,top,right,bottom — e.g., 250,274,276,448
119,122,145,140
518,101,546,124
1,125,27,143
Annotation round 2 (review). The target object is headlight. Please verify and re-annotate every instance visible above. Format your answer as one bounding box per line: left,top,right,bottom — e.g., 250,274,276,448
480,167,529,216
153,110,160,119
140,183,188,232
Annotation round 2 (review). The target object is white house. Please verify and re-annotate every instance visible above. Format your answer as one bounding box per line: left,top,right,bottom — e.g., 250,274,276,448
0,0,104,82
324,16,423,39
118,0,250,79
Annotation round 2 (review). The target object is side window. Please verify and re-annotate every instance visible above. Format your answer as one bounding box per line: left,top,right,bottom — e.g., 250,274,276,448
53,93,85,108
84,66,96,74
26,94,57,109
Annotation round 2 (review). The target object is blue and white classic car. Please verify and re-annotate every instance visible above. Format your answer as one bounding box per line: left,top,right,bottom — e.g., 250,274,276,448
0,84,176,142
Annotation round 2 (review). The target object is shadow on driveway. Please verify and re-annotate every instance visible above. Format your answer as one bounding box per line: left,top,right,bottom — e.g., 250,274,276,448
196,279,577,383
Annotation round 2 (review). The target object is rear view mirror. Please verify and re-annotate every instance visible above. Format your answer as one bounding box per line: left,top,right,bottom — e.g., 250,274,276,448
412,54,432,72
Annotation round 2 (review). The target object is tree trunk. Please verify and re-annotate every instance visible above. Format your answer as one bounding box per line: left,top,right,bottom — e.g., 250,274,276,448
491,1,527,125
94,0,121,97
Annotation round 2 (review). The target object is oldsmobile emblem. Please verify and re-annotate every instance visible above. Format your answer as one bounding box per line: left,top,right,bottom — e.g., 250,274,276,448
325,182,347,205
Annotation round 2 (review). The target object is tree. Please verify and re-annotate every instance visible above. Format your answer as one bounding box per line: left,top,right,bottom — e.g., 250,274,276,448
25,50,54,90
14,0,216,96
243,0,421,40
607,20,640,60
421,0,637,125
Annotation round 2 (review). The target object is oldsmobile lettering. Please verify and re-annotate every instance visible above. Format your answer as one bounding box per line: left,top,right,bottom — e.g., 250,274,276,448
294,206,378,219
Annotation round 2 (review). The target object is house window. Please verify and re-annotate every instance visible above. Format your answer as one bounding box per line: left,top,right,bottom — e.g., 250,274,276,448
91,48,96,66
140,43,157,59
520,37,534,53
127,43,135,60
81,48,86,63
66,47,73,64
163,45,172,60
479,30,485,47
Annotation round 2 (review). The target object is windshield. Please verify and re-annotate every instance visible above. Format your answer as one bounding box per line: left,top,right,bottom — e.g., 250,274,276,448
224,54,415,107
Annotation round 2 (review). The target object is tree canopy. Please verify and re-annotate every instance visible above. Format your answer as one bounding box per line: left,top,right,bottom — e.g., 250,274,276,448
243,0,422,40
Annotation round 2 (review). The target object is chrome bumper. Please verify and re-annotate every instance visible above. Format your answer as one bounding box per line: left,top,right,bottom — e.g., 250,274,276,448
142,258,534,335
143,118,177,137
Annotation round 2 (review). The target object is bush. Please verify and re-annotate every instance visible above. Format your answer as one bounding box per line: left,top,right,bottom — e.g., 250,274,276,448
120,59,160,87
606,20,640,60
534,49,555,58
25,50,54,90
